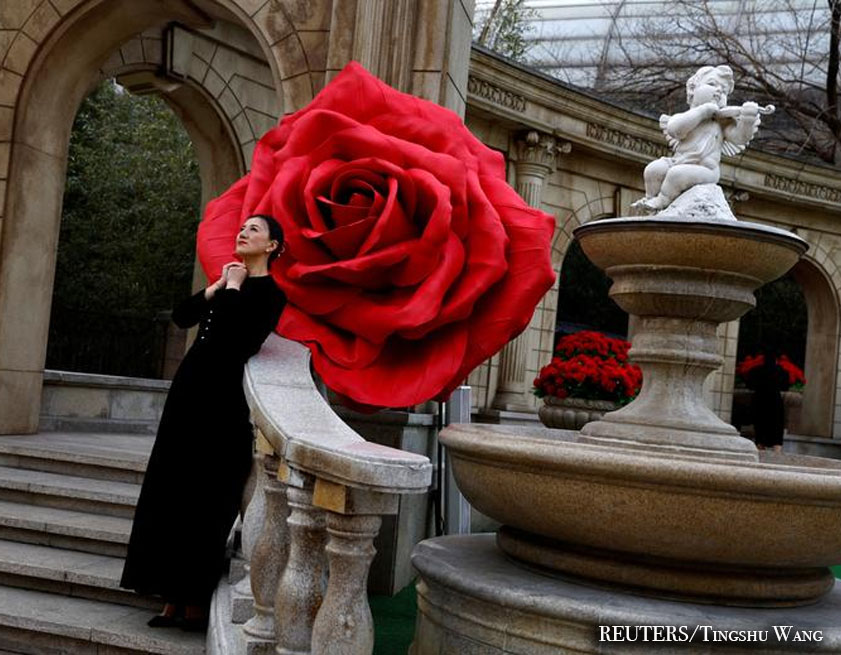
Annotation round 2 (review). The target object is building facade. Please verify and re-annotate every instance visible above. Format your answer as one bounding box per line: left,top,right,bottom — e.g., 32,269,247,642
1,1,840,452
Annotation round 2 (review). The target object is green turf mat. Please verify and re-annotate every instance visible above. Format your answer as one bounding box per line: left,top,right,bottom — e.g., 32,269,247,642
370,583,418,655
833,565,841,579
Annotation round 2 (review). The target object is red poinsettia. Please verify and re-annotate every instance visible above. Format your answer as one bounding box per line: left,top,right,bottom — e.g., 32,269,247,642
736,353,805,391
533,331,642,404
198,62,556,409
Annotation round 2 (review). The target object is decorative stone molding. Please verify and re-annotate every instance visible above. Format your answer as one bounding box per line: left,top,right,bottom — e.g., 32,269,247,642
725,189,750,203
586,122,668,159
467,75,526,112
764,174,841,204
515,130,570,171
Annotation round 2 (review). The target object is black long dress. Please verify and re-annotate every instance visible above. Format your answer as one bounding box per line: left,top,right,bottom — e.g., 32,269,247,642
121,275,285,606
748,355,787,449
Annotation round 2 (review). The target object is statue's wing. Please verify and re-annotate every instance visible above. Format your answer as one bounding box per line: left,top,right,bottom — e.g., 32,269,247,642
721,140,746,157
722,113,761,157
659,114,679,151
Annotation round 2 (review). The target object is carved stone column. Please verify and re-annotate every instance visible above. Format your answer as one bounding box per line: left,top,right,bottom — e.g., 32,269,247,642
243,455,290,643
493,132,567,411
310,513,381,655
232,441,270,624
274,467,327,655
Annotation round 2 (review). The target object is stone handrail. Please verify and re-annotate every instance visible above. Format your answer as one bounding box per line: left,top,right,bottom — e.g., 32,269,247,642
244,335,432,493
233,333,433,655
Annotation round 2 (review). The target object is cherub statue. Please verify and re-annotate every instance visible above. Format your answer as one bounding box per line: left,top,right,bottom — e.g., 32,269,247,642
632,65,774,212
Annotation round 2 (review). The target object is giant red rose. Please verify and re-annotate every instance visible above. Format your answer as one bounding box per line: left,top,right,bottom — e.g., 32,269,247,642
199,62,556,409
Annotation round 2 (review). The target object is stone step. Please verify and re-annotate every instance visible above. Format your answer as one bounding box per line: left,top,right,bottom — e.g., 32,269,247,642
0,432,153,484
0,538,155,611
0,465,139,518
0,499,131,557
0,585,204,654
39,416,159,436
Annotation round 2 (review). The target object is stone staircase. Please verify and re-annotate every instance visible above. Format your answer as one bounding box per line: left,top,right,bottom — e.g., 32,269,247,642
0,431,205,654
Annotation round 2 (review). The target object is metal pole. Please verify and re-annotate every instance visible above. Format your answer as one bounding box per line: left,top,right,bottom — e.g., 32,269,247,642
443,386,472,534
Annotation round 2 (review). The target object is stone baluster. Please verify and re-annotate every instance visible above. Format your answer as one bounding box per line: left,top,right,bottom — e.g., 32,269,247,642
274,465,327,655
232,435,271,623
243,453,290,646
310,480,397,655
493,132,569,411
231,450,261,586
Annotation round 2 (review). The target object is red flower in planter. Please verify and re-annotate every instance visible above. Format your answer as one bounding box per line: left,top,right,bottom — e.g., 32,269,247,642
736,353,805,391
198,62,556,409
534,331,642,404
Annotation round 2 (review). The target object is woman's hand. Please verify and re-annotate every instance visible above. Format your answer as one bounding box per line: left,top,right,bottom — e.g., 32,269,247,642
225,263,248,291
204,262,241,300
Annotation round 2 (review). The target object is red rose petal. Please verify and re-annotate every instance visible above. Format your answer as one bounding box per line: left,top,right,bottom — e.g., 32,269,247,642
280,305,382,368
324,233,465,343
357,177,418,255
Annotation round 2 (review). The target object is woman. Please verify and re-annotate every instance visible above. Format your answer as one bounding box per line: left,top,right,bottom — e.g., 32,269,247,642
121,214,286,629
748,347,787,453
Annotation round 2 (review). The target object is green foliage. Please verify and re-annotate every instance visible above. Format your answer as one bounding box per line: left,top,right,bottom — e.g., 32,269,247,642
474,0,537,61
56,81,200,315
48,80,201,376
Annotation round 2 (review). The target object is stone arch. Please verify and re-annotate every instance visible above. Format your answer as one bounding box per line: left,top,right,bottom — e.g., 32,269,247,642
787,253,840,437
519,198,617,412
550,195,615,268
0,0,317,432
101,61,247,198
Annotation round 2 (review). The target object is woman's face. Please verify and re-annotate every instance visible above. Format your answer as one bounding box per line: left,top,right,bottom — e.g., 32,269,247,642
235,216,277,259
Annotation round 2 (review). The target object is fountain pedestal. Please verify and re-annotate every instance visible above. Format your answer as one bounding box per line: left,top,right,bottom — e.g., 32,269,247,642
574,218,804,462
411,535,841,654
411,208,841,653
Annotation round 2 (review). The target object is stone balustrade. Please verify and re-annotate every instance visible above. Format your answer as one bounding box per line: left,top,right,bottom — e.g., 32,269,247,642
216,334,433,655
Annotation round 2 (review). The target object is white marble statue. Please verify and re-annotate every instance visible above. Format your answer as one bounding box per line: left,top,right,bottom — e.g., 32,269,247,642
633,65,774,212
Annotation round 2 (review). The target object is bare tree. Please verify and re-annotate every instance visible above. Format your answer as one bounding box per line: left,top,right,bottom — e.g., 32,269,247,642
541,0,841,166
474,0,538,62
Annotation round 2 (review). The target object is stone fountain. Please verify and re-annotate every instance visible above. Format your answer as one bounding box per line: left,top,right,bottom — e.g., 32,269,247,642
410,66,841,653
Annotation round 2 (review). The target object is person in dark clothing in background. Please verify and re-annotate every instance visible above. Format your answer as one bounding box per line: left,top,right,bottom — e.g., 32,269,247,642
121,215,286,629
748,347,788,453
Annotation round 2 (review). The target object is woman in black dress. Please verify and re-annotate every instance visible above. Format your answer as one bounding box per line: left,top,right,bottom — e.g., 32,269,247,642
121,214,286,628
748,348,787,453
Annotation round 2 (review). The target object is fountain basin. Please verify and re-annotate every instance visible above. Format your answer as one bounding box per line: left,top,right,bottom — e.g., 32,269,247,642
442,423,841,605
575,217,807,286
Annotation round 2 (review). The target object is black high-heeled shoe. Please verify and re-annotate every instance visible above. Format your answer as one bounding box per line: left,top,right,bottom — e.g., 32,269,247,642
147,602,183,628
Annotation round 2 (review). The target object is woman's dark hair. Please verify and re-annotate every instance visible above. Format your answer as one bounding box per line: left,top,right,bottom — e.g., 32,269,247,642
249,214,284,268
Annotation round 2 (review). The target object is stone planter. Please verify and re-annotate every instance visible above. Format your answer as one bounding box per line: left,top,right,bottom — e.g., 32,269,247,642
538,396,618,430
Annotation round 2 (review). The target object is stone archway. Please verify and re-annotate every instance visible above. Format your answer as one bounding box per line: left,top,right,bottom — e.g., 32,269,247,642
0,0,290,433
522,202,617,411
789,257,839,437
0,0,476,433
